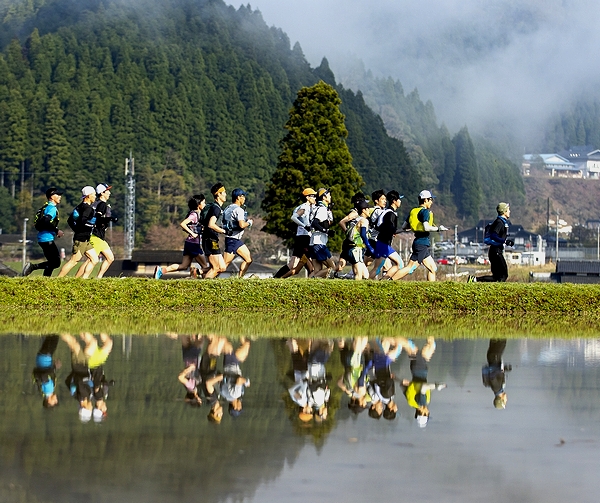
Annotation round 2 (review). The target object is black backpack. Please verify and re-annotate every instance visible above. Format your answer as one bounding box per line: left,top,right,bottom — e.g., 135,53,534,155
33,203,49,232
67,207,81,231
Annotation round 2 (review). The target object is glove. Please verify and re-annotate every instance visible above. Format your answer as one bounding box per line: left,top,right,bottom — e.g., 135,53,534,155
304,225,312,232
438,225,448,232
505,239,514,247
111,216,118,223
247,219,253,228
327,229,336,237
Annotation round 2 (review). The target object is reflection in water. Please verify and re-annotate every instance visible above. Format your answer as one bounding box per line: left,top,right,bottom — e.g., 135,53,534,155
2,334,600,503
61,333,114,422
32,335,60,408
482,339,511,409
401,336,446,427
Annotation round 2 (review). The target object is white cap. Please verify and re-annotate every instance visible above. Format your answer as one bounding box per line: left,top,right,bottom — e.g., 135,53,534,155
81,186,96,198
416,415,429,428
79,407,92,423
95,183,112,194
419,190,435,200
93,408,105,423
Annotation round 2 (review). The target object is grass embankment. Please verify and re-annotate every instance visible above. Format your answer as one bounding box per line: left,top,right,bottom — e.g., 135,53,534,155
1,277,600,337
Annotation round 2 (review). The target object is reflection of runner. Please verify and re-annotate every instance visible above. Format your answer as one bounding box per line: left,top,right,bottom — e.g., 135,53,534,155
32,335,61,408
337,337,370,412
199,336,227,423
364,337,413,420
401,337,446,427
220,338,251,417
61,333,113,422
482,339,510,409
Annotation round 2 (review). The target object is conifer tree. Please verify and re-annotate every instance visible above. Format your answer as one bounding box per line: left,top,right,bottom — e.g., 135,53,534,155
42,95,71,198
262,80,363,249
452,126,481,222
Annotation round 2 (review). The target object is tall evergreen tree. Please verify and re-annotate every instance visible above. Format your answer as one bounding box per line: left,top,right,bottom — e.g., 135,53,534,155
0,88,28,197
452,126,481,222
262,80,363,249
42,95,71,198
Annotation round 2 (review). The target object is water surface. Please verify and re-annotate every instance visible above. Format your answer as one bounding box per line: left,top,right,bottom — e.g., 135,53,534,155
1,335,599,503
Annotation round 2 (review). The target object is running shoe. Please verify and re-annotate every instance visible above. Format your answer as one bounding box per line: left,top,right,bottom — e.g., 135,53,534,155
21,262,34,277
153,266,163,279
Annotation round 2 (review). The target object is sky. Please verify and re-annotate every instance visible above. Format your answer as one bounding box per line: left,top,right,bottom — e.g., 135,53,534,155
237,0,600,146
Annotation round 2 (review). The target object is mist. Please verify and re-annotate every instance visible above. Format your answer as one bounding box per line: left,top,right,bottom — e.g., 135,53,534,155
243,0,600,149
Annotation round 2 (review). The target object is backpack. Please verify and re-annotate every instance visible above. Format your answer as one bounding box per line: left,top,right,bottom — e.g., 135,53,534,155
200,202,219,227
33,203,50,231
67,207,81,231
222,204,242,234
483,222,494,245
345,217,360,245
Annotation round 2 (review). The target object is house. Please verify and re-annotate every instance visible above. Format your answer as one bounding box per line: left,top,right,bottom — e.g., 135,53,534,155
458,221,543,249
557,146,600,179
522,153,581,178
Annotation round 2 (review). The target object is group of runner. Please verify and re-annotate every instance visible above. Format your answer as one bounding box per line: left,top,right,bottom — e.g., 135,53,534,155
26,181,520,283
31,332,509,426
156,183,451,281
32,333,113,422
288,336,446,426
273,186,449,281
23,184,117,278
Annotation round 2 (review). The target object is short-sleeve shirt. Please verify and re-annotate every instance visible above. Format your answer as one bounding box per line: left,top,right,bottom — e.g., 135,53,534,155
185,211,200,244
413,208,432,246
203,204,223,241
310,205,332,246
225,204,247,240
37,203,59,243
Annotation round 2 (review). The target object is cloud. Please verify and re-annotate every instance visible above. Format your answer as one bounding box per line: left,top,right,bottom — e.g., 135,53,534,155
245,0,600,146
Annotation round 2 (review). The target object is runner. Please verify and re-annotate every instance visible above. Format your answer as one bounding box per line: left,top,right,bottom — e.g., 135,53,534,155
202,183,228,279
223,189,254,277
22,188,64,277
370,190,404,280
308,188,335,278
75,183,117,278
273,188,316,278
392,190,448,281
58,186,99,278
154,195,209,279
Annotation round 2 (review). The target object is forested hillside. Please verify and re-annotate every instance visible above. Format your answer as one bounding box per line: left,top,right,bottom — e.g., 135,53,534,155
0,0,417,240
336,64,527,222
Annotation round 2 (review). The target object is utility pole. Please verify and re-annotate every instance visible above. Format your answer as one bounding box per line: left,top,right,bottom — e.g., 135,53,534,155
124,153,135,260
22,218,29,269
453,225,458,278
555,210,559,264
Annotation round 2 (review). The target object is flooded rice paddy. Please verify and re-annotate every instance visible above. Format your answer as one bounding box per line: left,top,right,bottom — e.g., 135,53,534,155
1,331,600,503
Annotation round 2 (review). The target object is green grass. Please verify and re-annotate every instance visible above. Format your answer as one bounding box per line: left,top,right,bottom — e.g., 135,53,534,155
1,277,600,337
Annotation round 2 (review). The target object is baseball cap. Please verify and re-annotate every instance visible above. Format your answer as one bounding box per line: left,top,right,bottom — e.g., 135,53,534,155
302,188,317,197
317,188,330,199
416,414,429,428
45,187,63,199
79,407,92,423
355,200,371,211
93,408,106,423
231,188,247,200
96,183,112,194
419,190,436,200
496,202,510,215
81,186,96,198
